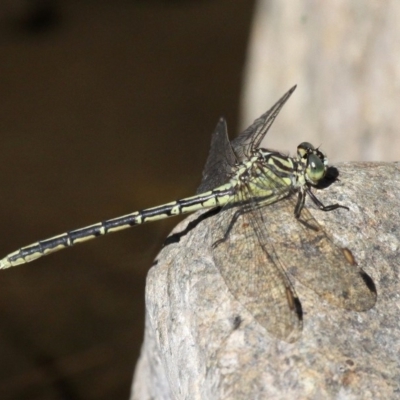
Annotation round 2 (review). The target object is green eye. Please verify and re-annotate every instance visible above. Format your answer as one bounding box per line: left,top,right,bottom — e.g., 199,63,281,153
297,142,315,158
306,153,325,183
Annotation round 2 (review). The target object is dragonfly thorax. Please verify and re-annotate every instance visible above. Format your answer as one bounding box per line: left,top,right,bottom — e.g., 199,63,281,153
228,149,298,201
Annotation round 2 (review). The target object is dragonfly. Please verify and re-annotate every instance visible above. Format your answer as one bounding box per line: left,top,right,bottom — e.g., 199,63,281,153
0,86,376,342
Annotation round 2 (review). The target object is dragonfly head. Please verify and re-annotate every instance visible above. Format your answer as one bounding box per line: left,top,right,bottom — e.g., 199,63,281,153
297,142,328,186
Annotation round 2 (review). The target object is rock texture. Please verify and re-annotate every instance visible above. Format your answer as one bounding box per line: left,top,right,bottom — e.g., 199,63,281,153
131,162,400,399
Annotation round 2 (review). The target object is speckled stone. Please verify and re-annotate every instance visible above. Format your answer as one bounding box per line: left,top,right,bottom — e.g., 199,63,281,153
132,162,400,400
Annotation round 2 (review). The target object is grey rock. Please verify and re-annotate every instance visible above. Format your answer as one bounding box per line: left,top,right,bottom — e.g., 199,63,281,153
131,162,400,400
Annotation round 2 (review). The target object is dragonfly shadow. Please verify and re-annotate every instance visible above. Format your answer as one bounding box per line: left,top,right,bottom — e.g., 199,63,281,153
297,217,320,232
232,315,243,330
316,166,340,190
163,207,221,247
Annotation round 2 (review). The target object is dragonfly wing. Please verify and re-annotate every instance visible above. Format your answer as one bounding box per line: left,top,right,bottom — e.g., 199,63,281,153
198,86,296,192
212,202,303,342
197,118,237,194
262,199,377,311
231,85,297,160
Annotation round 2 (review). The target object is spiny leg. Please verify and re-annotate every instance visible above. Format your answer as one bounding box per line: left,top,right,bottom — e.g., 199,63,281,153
212,205,249,249
295,189,349,218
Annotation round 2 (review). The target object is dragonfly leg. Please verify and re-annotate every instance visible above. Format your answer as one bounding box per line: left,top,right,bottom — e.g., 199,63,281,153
212,205,249,249
294,191,306,218
306,188,349,213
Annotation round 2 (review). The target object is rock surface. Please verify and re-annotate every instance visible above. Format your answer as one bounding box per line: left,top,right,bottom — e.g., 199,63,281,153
131,162,400,399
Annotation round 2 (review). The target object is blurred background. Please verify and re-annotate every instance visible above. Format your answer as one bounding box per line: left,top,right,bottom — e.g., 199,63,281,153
0,1,398,399
0,1,254,399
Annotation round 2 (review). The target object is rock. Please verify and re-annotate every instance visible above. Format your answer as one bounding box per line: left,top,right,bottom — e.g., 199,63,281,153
131,162,400,399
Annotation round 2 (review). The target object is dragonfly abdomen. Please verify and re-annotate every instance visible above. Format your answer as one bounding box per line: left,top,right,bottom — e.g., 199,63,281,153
0,185,234,269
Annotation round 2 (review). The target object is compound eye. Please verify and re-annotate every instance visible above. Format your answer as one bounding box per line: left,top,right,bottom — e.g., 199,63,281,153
297,142,315,158
307,153,325,182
